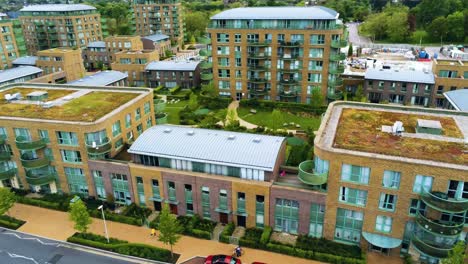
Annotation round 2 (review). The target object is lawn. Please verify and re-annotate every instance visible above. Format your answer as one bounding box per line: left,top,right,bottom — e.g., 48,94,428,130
334,108,466,165
165,100,188,124
237,107,321,130
0,87,75,101
0,90,137,122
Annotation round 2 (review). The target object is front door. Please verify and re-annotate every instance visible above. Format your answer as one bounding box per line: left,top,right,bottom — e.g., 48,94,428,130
219,213,228,224
169,204,178,215
236,92,243,101
153,201,162,211
237,215,246,227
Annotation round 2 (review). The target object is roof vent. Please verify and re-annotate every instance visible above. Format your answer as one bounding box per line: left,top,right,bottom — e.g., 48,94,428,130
187,130,195,136
163,128,172,133
228,135,236,140
253,137,261,143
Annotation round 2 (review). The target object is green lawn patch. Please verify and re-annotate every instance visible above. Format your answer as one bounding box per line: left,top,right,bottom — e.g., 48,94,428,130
165,100,188,124
0,215,26,230
68,232,178,263
237,107,321,130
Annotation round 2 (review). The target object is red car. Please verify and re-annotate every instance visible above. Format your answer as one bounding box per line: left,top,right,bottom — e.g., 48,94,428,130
204,255,241,264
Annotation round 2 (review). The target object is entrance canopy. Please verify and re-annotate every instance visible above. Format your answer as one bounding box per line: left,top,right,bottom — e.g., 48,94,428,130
362,232,402,249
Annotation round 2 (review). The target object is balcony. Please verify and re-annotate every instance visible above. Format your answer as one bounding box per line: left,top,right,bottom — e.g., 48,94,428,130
248,78,267,83
279,41,301,47
25,170,56,186
279,91,299,98
411,235,451,259
185,190,193,203
197,36,211,45
329,65,345,74
328,78,343,87
327,88,343,100
85,137,112,157
155,113,168,124
199,49,211,57
329,53,346,61
201,73,213,81
0,168,16,181
420,190,468,213
153,99,166,112
199,61,213,70
298,160,328,185
249,89,268,96
331,40,348,48
0,150,11,161
415,212,464,236
15,137,47,150
280,54,300,60
216,196,229,213
20,154,49,169
0,135,6,144
248,65,268,71
246,41,270,47
279,79,299,85
278,68,301,73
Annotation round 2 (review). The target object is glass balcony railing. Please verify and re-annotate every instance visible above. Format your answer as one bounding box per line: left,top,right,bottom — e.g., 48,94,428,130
329,65,345,74
153,99,166,112
248,65,269,71
199,61,213,70
201,73,213,81
0,150,11,161
15,137,47,150
279,91,299,98
249,89,269,96
256,201,264,214
329,53,346,61
277,68,301,73
246,40,270,47
248,52,269,59
298,160,328,185
331,40,348,48
0,167,16,181
168,187,177,202
25,170,56,186
20,154,49,169
85,137,111,157
415,212,464,236
248,78,268,83
279,41,302,47
237,199,246,214
411,234,452,259
327,88,343,100
279,79,299,85
420,190,468,213
185,190,193,203
216,195,229,213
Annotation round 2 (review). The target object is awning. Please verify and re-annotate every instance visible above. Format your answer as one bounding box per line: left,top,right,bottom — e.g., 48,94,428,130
362,232,402,249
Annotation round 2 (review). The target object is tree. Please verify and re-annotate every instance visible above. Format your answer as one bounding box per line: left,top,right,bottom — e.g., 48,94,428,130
184,12,210,39
347,43,353,57
215,108,228,126
386,11,409,42
0,187,15,216
69,199,92,233
187,93,199,111
226,108,237,125
413,0,463,27
270,109,284,130
158,203,182,260
446,11,465,41
310,87,324,109
201,82,216,97
410,30,429,45
353,84,365,102
441,241,466,264
427,16,448,42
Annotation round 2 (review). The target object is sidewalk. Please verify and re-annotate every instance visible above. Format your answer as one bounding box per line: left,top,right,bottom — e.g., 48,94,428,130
10,203,324,264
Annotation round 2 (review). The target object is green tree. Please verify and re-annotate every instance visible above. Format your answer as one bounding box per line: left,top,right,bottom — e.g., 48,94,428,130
69,199,92,233
201,82,216,97
347,43,353,57
386,11,409,42
441,241,466,264
215,108,228,126
413,0,463,27
187,93,199,111
310,87,324,109
270,109,284,130
158,203,182,260
184,12,210,39
360,12,388,40
226,108,237,125
353,84,365,102
0,187,15,216
446,11,465,42
190,35,196,44
410,30,429,45
427,16,448,42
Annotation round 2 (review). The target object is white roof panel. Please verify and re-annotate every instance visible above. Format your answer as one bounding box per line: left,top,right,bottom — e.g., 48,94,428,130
20,4,96,12
211,6,338,20
365,68,435,84
0,66,42,83
146,61,200,71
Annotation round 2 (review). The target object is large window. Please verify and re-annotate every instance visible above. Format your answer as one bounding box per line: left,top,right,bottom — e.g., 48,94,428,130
409,199,426,216
112,121,121,137
274,198,299,234
111,173,131,205
379,193,397,211
309,203,325,238
309,48,323,58
413,175,433,193
56,131,78,146
60,150,82,163
339,187,367,206
202,186,211,219
447,180,468,199
382,170,400,189
335,208,363,244
341,164,370,184
65,167,88,195
375,215,392,233
85,130,107,145
14,128,31,140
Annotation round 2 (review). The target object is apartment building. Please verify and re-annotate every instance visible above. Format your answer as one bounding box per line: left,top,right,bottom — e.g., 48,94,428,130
36,48,85,82
82,41,108,70
0,83,153,194
67,70,128,87
0,14,26,69
12,56,38,67
112,50,159,86
206,6,347,102
364,68,435,107
145,60,201,88
19,4,103,55
0,66,43,86
105,35,144,63
432,59,468,108
141,34,173,57
132,0,184,48
444,89,468,111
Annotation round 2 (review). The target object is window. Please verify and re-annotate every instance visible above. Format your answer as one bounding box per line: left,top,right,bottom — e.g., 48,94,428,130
308,60,323,71
65,167,88,195
115,138,123,149
378,81,385,88
412,84,419,93
413,175,433,193
309,203,325,238
409,199,426,216
339,187,367,206
14,128,31,141
447,180,468,199
144,101,151,114
335,208,363,243
437,85,444,95
136,124,143,135
375,216,392,233
60,149,82,163
341,164,370,184
112,121,121,137
382,170,400,189
379,193,397,211
44,148,54,160
38,130,49,143
309,48,323,58
135,108,141,121
274,198,299,234
310,34,325,45
216,33,229,42
234,34,241,43
125,113,131,128
202,186,210,218
308,73,322,83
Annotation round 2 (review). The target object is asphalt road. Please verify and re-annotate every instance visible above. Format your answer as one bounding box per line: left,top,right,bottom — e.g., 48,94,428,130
346,22,372,46
0,228,135,264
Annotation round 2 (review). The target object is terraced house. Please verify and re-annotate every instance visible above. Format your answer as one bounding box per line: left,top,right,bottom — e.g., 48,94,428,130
205,6,347,102
19,4,103,55
0,83,153,195
0,13,26,69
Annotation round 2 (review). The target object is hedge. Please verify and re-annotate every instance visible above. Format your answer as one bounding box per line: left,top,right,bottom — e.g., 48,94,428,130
88,209,143,226
219,222,235,244
167,89,191,100
16,196,66,211
240,99,327,114
296,235,362,259
67,233,175,263
0,215,26,230
177,215,215,240
260,226,272,245
169,85,181,94
154,85,165,93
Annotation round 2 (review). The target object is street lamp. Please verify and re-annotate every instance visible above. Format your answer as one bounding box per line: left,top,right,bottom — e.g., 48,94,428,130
97,205,109,243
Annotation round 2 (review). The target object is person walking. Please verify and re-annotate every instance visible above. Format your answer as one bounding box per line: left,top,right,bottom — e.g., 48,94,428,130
150,228,156,237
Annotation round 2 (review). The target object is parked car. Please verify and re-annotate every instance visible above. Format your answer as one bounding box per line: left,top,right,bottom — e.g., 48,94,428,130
252,262,267,264
204,255,241,264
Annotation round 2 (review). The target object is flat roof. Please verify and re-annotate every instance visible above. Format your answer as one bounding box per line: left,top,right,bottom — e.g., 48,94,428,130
87,41,106,48
142,34,170,42
316,102,468,168
68,71,128,86
0,13,7,17
37,48,78,54
146,60,200,71
20,4,96,12
12,56,37,66
444,89,468,111
0,84,149,123
211,6,338,20
0,66,43,83
129,125,285,171
417,119,442,129
365,68,435,84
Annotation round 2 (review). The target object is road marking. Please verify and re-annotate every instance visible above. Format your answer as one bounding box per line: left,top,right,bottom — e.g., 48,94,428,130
3,232,62,247
0,249,40,264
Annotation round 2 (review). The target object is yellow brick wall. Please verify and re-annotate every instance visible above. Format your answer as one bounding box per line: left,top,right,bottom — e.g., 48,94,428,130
231,180,271,228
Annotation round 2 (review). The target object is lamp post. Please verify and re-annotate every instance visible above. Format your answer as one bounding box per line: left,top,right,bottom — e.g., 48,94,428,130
97,205,109,243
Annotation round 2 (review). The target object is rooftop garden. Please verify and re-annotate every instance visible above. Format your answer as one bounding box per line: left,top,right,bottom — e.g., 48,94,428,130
334,109,467,165
0,88,75,101
0,89,138,122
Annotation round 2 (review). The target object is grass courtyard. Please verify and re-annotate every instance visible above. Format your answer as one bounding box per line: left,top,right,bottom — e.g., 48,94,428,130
164,99,188,124
237,107,322,130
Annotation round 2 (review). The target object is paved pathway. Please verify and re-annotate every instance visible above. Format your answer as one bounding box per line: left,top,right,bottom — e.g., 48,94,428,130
10,203,324,264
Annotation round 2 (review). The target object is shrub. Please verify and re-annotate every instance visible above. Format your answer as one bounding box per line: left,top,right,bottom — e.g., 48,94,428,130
260,226,272,245
219,222,235,244
169,85,181,94
149,213,161,229
240,99,326,115
167,89,192,100
154,85,165,93
16,196,65,211
122,203,152,218
0,215,26,230
88,209,143,226
176,215,215,240
296,235,362,259
190,229,212,240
